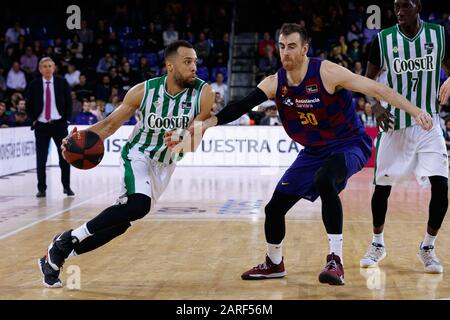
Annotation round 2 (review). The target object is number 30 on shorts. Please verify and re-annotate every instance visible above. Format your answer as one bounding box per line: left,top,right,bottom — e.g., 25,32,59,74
297,112,318,125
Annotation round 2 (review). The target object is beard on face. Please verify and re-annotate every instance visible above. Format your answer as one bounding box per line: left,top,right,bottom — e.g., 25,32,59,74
174,70,195,88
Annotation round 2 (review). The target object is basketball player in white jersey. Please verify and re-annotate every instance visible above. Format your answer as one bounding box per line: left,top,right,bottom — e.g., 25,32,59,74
360,0,450,273
38,40,215,288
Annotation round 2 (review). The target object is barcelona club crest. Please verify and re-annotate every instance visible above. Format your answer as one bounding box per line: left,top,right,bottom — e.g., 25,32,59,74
281,86,288,97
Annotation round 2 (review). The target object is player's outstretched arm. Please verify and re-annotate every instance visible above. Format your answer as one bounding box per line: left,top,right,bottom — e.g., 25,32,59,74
202,74,277,129
165,84,215,153
61,83,144,157
88,83,144,140
321,60,433,131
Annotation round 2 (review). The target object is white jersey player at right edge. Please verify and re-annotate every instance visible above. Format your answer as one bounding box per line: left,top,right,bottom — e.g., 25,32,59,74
360,0,450,273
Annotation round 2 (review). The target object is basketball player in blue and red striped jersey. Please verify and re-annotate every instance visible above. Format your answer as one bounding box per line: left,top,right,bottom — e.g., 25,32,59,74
166,23,433,285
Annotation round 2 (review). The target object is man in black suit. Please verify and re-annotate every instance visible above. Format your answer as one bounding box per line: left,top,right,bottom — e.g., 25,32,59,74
26,57,74,197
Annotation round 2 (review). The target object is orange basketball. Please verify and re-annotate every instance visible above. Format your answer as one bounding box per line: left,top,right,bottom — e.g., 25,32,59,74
63,130,104,170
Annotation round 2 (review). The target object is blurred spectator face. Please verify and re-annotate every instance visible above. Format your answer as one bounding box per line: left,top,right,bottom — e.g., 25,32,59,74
319,52,326,59
199,32,206,41
123,62,130,73
215,73,224,84
364,103,373,114
12,62,20,72
45,46,54,55
167,47,197,87
394,0,420,27
357,97,366,109
15,111,27,124
68,64,76,73
102,75,110,84
0,103,6,115
266,107,277,117
105,53,112,62
446,119,450,130
81,20,87,29
354,61,362,70
17,99,26,111
39,59,55,78
110,32,117,40
279,32,308,71
96,38,104,45
140,57,148,66
111,87,119,96
55,38,62,46
70,91,77,99
339,35,346,44
82,101,90,112
223,33,229,42
6,47,14,56
79,74,86,84
14,22,21,31
25,46,33,56
263,32,270,40
352,40,360,49
264,45,274,57
109,68,117,78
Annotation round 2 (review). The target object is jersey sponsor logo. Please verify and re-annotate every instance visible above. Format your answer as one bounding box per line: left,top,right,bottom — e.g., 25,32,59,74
392,54,434,74
147,113,190,130
306,84,318,94
424,42,434,51
295,97,320,109
181,101,192,109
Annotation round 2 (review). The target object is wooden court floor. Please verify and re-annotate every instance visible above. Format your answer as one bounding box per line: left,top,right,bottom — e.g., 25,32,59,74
0,166,449,300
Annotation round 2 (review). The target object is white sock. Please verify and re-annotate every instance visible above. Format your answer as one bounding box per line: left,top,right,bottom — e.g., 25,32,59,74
422,233,437,248
267,243,283,265
71,223,92,242
372,232,385,247
328,234,343,262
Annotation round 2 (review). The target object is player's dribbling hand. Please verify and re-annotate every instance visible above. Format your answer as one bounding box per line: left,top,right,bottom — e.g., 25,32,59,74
414,111,433,131
61,127,78,160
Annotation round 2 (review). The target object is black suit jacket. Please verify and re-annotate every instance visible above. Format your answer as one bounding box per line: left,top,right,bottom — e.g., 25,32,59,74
26,76,72,126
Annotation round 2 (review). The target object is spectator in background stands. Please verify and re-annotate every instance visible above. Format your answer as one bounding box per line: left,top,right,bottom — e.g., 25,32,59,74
329,46,349,68
77,20,94,47
213,33,230,62
353,61,364,76
8,110,30,127
7,92,24,113
195,32,211,66
348,40,362,63
5,22,25,46
211,91,225,114
33,40,43,59
0,46,17,71
96,52,116,74
347,23,362,43
75,99,97,125
163,24,179,46
143,22,163,53
337,35,348,55
88,96,103,122
258,45,278,75
137,56,152,81
106,31,123,57
260,105,281,126
0,68,7,100
53,37,66,60
70,91,82,120
0,102,9,127
258,32,276,57
64,63,80,88
6,61,26,94
68,34,84,61
104,95,120,116
108,67,123,89
73,74,93,101
120,62,139,91
210,72,228,105
17,35,27,56
358,102,377,128
95,75,112,103
443,118,450,151
356,96,366,112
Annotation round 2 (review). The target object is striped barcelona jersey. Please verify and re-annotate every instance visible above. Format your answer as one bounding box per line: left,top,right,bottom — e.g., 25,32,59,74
378,21,445,130
275,58,366,147
122,75,206,164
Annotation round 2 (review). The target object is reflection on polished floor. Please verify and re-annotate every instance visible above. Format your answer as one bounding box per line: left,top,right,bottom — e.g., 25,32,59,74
0,166,449,299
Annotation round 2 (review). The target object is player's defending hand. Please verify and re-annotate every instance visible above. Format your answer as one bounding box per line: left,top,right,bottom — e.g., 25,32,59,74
414,111,433,131
164,127,194,152
61,127,78,160
372,103,395,132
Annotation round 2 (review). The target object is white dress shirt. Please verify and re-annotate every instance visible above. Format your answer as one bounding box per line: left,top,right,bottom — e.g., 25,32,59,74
38,77,62,122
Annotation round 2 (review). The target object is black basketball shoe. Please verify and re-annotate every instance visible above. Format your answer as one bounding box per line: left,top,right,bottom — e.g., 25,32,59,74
47,230,79,271
38,256,62,288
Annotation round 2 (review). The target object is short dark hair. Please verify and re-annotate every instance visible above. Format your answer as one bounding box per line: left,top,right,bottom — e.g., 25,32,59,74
280,23,308,44
164,40,194,60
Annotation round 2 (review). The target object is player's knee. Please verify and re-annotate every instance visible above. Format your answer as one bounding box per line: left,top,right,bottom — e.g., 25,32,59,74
314,169,334,192
373,185,392,199
126,193,152,221
265,195,284,218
